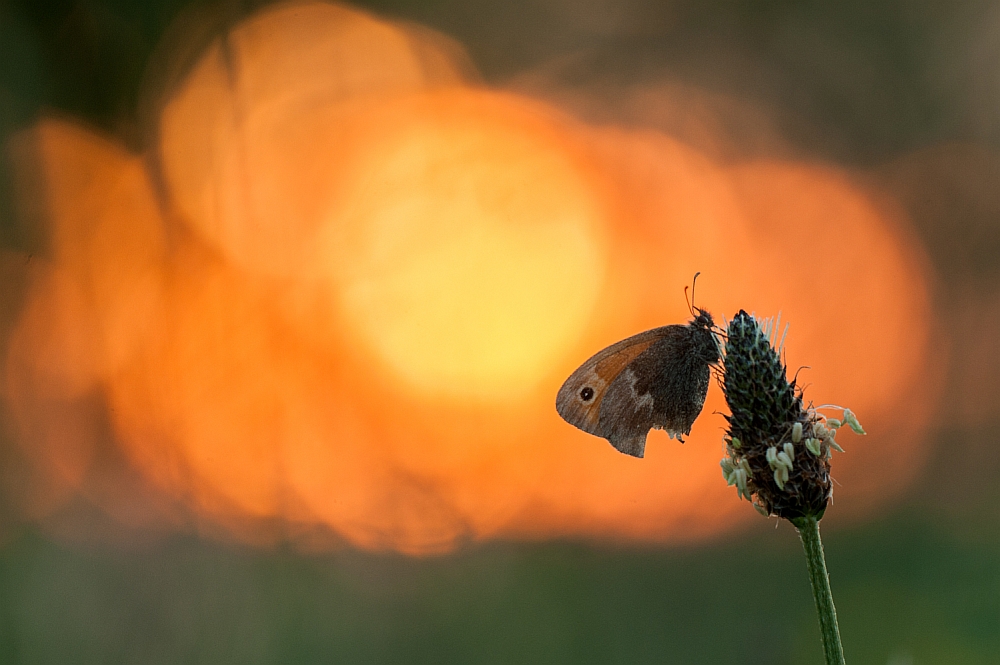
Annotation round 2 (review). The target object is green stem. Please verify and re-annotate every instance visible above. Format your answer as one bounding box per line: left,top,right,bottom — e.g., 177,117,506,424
791,516,845,665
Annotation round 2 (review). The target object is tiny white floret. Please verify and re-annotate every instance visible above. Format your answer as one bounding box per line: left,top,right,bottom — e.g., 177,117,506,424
791,422,803,443
844,409,867,435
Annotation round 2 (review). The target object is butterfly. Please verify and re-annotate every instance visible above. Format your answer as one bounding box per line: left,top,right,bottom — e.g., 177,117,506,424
555,279,719,458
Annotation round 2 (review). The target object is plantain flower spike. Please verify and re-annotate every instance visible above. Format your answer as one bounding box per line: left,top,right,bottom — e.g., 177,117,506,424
717,310,865,520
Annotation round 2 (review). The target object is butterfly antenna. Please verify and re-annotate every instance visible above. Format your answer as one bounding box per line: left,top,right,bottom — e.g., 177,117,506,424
686,271,701,316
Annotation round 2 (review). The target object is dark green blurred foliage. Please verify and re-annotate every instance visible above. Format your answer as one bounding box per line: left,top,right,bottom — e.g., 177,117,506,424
0,505,998,664
1,0,999,663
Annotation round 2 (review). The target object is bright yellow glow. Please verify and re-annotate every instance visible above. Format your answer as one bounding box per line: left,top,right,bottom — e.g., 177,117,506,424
326,93,607,400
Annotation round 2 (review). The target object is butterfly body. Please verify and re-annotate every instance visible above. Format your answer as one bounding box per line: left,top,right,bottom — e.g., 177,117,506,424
555,310,719,458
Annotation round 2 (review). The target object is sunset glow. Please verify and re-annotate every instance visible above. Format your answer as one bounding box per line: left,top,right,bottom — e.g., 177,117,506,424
2,1,937,553
321,91,608,400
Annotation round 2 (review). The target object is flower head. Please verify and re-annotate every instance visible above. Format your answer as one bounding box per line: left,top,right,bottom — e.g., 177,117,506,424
718,311,864,520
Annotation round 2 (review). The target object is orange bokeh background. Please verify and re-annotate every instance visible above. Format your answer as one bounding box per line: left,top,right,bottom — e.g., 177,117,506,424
1,1,938,553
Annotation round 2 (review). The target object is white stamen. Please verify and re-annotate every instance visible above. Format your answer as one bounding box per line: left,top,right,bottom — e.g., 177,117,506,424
782,441,795,461
844,409,866,435
777,451,793,469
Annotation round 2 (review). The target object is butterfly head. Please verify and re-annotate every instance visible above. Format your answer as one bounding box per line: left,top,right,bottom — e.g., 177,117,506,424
691,307,714,331
689,307,721,365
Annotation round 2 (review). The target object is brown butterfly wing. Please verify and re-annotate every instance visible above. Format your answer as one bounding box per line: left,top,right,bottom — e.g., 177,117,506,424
555,326,678,453
597,325,713,456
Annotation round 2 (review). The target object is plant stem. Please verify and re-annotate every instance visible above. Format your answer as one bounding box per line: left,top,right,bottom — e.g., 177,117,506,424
792,515,845,665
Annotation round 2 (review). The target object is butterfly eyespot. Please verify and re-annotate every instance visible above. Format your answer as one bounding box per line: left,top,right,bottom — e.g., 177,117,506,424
580,387,594,401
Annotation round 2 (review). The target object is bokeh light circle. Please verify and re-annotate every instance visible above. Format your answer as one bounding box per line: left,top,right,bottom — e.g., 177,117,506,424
321,91,608,400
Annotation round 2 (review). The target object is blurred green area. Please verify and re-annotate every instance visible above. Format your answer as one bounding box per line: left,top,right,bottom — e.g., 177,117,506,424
1,0,999,663
0,495,998,664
